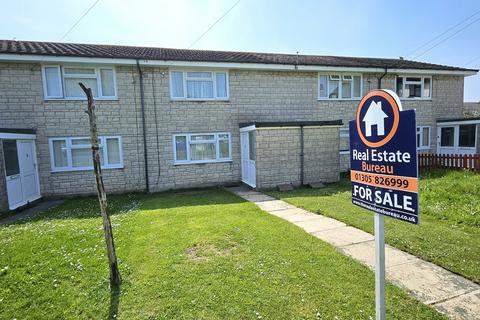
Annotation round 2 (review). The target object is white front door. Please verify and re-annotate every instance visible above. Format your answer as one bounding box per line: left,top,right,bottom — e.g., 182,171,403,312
3,139,41,210
240,131,256,187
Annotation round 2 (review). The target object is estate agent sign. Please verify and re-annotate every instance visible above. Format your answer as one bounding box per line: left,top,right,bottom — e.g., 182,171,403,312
349,89,419,320
349,89,419,224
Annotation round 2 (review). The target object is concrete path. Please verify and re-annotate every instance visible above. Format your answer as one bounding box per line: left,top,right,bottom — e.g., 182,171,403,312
0,200,64,225
227,186,480,320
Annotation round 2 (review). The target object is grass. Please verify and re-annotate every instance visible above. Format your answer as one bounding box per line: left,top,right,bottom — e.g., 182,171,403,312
0,188,444,319
266,169,480,284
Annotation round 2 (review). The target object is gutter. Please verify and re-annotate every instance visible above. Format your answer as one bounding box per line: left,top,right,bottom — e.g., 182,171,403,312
0,54,477,76
136,60,150,192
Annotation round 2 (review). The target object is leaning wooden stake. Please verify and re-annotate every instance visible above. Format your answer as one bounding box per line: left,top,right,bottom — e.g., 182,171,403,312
79,82,121,287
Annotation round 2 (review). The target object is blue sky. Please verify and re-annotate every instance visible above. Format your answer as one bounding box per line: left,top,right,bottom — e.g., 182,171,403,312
2,0,479,101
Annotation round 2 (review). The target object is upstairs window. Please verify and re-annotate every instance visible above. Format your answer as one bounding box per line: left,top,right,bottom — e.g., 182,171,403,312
318,74,362,100
173,132,231,164
416,126,431,150
170,71,229,100
42,66,117,100
396,76,431,99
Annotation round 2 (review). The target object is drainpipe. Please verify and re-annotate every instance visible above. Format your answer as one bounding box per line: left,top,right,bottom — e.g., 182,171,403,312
300,125,304,186
378,67,388,89
136,60,150,192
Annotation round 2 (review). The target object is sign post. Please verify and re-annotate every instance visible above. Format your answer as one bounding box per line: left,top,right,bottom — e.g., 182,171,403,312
349,89,419,320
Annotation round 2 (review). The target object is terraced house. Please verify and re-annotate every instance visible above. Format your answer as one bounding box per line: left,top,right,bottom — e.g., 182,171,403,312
0,40,477,211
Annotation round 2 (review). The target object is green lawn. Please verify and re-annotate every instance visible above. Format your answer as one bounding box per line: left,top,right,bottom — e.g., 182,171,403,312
267,169,480,284
0,188,443,319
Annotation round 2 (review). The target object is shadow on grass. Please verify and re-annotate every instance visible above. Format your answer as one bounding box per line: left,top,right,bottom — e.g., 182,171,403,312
109,287,121,320
6,187,247,225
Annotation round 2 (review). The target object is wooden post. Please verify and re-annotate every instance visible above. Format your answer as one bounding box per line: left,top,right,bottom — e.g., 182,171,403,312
79,82,122,288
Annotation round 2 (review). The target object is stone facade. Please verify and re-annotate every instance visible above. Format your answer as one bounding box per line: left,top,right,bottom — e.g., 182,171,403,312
0,61,467,204
254,126,340,189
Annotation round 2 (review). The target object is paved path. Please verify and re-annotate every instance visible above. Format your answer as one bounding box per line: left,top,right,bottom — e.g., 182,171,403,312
227,186,480,320
0,200,64,225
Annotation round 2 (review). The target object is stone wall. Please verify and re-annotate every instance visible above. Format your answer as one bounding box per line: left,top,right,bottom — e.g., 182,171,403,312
0,62,466,199
254,126,340,189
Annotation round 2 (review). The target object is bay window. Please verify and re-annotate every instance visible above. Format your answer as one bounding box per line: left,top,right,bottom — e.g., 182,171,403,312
396,76,431,99
170,71,229,100
49,136,123,172
42,65,117,100
318,74,362,100
173,132,231,164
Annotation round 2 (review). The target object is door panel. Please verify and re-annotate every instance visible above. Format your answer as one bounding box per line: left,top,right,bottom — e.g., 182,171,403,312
240,131,256,187
18,140,40,202
3,140,24,209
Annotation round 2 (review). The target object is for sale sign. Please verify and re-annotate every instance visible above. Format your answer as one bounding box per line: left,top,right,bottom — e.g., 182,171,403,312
349,89,419,224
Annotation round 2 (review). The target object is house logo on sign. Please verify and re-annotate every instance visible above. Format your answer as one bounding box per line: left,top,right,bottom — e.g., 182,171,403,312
362,101,388,137
356,91,401,148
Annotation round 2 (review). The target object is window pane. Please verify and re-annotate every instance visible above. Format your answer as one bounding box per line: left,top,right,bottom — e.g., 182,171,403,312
187,72,212,78
328,79,339,99
186,80,213,99
190,143,216,160
319,75,327,98
406,84,421,98
215,73,227,98
249,131,255,161
406,77,421,82
219,139,230,158
417,131,421,148
353,76,361,97
106,138,121,165
341,81,352,98
2,140,20,176
423,78,431,98
175,136,187,161
440,127,455,147
100,69,115,97
396,77,403,97
44,67,62,97
171,72,184,98
422,127,429,147
64,68,95,75
72,148,92,167
459,125,476,148
65,78,98,98
191,135,215,141
52,140,68,167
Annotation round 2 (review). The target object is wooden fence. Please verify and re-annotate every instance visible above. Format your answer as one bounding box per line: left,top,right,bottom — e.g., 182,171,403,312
418,153,480,173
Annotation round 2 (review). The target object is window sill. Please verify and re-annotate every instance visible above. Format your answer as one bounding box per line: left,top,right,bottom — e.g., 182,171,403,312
174,159,232,166
170,99,230,102
318,98,362,101
399,98,432,101
51,165,124,173
417,147,431,151
44,97,119,102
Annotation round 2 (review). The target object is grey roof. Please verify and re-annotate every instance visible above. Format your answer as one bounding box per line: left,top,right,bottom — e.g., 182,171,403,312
0,40,477,72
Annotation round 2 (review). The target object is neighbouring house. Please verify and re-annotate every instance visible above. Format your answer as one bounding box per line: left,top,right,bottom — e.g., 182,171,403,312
0,40,477,212
464,101,480,117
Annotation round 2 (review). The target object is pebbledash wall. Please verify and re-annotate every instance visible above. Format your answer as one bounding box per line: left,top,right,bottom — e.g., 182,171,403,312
0,62,465,202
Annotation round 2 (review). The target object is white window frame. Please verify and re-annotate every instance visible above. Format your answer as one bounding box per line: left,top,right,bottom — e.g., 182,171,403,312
395,75,432,100
48,136,123,172
416,126,431,150
173,132,232,164
339,128,350,155
169,70,229,101
438,124,477,151
318,73,363,100
42,65,118,100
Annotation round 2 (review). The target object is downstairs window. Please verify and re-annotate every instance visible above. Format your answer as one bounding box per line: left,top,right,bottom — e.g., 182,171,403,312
49,136,123,172
173,132,231,164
